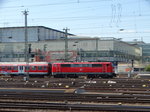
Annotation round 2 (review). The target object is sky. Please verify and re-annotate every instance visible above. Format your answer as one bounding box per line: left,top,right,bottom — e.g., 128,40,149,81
0,0,150,43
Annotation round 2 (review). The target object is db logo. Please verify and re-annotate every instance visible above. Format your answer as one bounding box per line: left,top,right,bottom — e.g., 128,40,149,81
80,69,82,71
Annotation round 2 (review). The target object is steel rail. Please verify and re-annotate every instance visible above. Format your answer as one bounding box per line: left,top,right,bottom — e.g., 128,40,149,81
0,101,150,112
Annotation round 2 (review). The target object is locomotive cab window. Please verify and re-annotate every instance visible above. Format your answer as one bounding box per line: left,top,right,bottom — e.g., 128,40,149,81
92,64,102,67
53,64,57,67
106,64,110,66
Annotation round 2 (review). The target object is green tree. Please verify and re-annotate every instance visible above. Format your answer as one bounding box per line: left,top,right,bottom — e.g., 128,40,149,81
145,65,150,71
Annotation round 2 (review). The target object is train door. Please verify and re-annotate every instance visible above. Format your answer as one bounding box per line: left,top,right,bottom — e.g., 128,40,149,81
54,64,62,77
18,66,25,75
102,64,107,73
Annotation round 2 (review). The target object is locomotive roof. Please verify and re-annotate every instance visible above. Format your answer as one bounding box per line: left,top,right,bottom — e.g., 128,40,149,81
53,62,112,64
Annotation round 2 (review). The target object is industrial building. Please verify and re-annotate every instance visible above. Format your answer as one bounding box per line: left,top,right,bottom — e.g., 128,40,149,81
0,36,141,63
0,26,73,42
128,41,150,64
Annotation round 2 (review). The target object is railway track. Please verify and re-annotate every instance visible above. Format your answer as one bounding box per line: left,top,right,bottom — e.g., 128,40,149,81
0,77,150,88
0,101,150,112
1,91,150,103
0,77,150,111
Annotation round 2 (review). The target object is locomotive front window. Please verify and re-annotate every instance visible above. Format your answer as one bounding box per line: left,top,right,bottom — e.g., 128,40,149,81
92,64,102,67
106,64,110,66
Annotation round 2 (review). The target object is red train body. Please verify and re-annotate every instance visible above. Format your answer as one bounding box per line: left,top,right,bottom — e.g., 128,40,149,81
0,61,116,78
0,62,51,77
51,62,116,78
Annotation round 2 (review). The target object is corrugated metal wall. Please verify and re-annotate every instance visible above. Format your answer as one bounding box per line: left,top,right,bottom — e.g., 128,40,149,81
0,26,67,42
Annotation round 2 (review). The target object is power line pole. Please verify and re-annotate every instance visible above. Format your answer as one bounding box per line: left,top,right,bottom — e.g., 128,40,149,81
22,10,29,80
96,38,99,61
23,10,29,62
63,27,69,61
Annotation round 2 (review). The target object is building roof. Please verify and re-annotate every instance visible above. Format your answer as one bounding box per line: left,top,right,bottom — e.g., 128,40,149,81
0,26,75,36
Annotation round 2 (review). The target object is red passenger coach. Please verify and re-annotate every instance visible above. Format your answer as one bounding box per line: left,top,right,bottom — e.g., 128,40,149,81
0,62,51,77
51,62,116,78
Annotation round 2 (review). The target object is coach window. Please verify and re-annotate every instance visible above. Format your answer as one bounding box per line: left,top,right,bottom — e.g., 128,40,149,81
13,66,18,70
92,64,102,67
2,66,5,70
38,66,42,70
8,66,11,70
43,66,47,70
25,66,30,70
31,66,36,70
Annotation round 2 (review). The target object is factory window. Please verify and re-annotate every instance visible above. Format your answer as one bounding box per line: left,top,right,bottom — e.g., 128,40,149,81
13,54,18,58
5,54,9,58
19,54,24,58
86,53,92,57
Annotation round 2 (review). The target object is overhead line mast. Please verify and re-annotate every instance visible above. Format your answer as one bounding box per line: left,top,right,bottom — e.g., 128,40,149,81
22,10,29,80
23,10,29,62
63,27,70,61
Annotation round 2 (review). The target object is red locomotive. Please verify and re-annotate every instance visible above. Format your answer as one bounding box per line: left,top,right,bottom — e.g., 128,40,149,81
0,62,51,77
0,61,116,78
51,62,116,78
